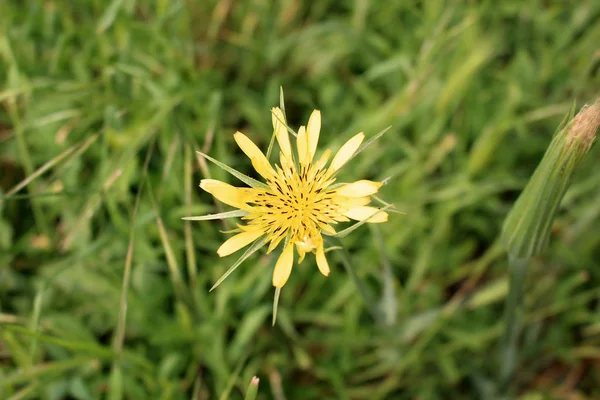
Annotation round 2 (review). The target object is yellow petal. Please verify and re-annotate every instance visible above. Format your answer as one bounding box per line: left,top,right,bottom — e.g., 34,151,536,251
337,196,371,208
266,223,289,253
344,206,388,223
317,222,337,235
296,125,309,166
267,238,283,254
295,239,315,254
272,107,291,159
313,149,332,171
272,244,294,287
200,179,248,209
217,230,263,257
233,132,274,178
296,246,306,264
333,215,350,222
250,156,275,180
279,151,294,171
336,180,382,197
330,132,364,171
306,110,321,163
316,243,330,277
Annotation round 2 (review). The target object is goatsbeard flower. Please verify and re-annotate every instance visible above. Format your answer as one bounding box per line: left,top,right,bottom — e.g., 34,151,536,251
193,107,388,289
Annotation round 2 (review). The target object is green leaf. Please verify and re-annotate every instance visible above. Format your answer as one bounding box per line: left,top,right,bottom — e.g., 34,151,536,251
182,210,248,221
272,287,282,326
271,107,297,138
372,195,405,214
210,237,267,291
279,86,287,119
196,151,270,189
351,126,392,162
265,87,287,158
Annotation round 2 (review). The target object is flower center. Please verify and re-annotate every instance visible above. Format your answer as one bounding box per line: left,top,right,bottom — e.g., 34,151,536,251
245,163,338,249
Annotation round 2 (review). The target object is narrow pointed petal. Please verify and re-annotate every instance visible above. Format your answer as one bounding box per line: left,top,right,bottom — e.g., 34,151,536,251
295,239,316,255
266,224,289,253
250,156,275,180
334,215,351,222
330,132,365,171
344,206,388,223
296,246,306,264
234,132,274,178
317,222,337,235
267,238,282,254
296,125,309,166
272,107,292,159
279,151,294,171
217,230,264,257
273,244,294,287
337,196,371,208
316,243,330,277
336,180,383,197
306,110,321,163
313,149,332,171
200,179,249,209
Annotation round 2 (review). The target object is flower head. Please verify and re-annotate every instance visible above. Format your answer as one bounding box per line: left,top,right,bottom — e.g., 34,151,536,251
196,107,388,288
502,99,599,258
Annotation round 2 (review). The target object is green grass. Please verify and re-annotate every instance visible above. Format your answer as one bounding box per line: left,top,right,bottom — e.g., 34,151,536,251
1,1,600,399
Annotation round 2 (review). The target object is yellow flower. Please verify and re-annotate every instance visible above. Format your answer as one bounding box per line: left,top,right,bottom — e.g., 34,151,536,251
198,107,388,288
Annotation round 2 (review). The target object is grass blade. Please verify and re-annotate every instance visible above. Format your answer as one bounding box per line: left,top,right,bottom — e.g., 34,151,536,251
157,216,189,302
1,135,98,202
184,146,199,294
112,142,154,354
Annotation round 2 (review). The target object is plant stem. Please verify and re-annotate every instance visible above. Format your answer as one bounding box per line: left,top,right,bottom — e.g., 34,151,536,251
499,255,528,392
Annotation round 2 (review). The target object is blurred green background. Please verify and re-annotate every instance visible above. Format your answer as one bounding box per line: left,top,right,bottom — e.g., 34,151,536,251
1,1,600,399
